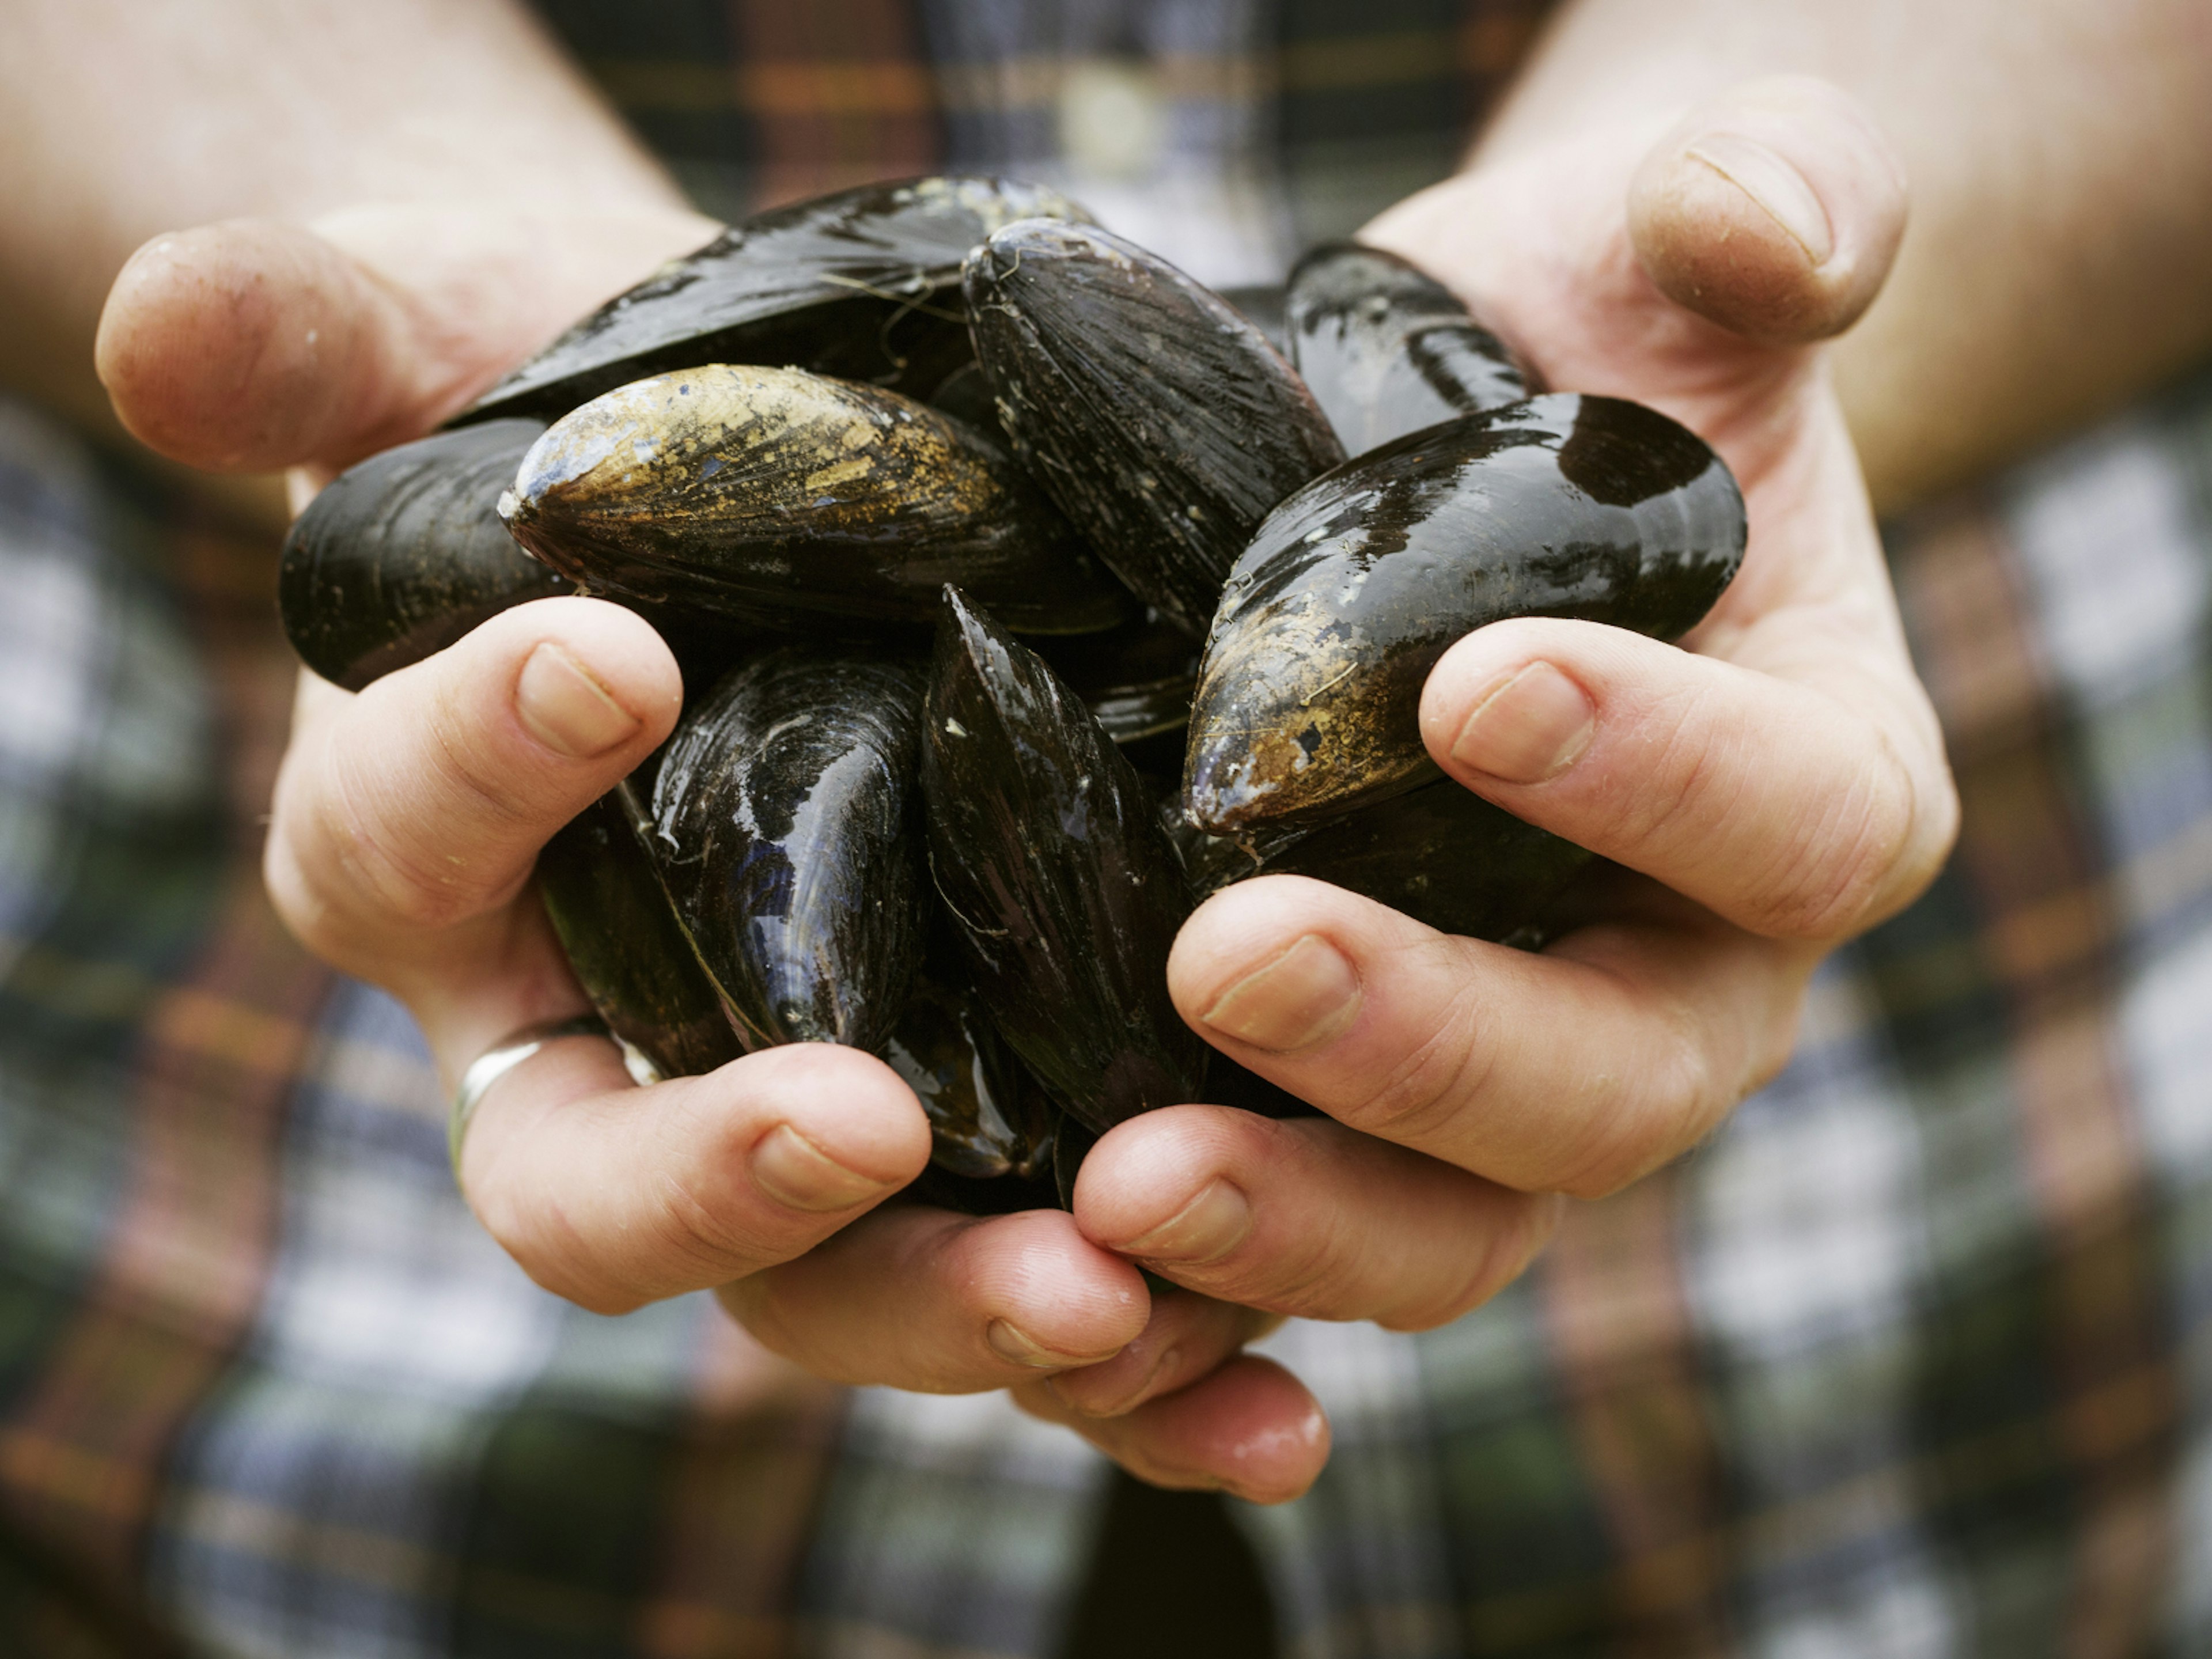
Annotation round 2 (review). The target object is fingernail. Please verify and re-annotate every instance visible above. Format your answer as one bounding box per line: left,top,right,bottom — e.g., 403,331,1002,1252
1449,662,1594,783
516,642,640,758
1199,934,1361,1052
987,1320,1105,1370
1118,1180,1252,1264
1683,132,1834,264
749,1123,893,1213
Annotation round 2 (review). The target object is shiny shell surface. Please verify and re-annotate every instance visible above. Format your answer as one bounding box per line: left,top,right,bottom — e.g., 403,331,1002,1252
1032,609,1202,744
921,588,1204,1134
461,176,1089,424
963,219,1345,634
1184,777,1594,941
501,364,1135,634
1185,394,1747,831
1286,243,1534,454
882,963,1056,1180
537,788,744,1081
649,647,925,1053
280,420,562,690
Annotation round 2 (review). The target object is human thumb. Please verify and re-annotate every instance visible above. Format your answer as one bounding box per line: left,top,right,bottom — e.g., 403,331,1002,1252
94,205,711,475
1628,75,1908,347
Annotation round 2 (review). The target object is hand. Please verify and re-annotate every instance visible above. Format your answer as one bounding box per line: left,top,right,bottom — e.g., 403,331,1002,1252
1037,78,1955,1483
99,203,1327,1503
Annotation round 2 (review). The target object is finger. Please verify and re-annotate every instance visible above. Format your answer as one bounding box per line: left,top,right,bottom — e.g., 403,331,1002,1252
1168,876,1814,1197
266,597,680,978
1073,1108,1563,1329
1046,1287,1281,1418
1419,618,1957,940
462,1040,932,1316
1628,76,1908,347
96,206,711,472
1016,1356,1330,1506
722,1205,1149,1394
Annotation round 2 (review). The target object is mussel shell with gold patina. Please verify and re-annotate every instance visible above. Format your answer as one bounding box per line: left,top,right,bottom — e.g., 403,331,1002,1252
1184,393,1747,832
499,365,1136,634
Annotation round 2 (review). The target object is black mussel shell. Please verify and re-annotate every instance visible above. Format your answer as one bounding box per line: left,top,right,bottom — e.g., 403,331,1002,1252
963,221,1346,635
1185,394,1747,831
460,176,1089,425
1182,778,1595,941
1031,609,1202,744
1201,1052,1320,1122
1287,244,1535,454
922,588,1205,1135
501,365,1137,635
280,421,565,690
919,361,1001,433
882,963,1057,1181
1217,284,1289,354
1053,1115,1099,1210
648,646,925,1053
538,788,744,1081
906,1153,1063,1217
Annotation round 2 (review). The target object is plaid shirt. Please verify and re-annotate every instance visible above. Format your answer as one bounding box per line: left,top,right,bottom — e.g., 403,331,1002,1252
4,2,2210,1654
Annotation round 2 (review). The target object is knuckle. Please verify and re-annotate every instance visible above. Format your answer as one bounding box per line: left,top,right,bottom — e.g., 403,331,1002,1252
1382,1191,1562,1332
1749,765,1918,941
306,722,533,932
1550,1010,1720,1199
1334,971,1497,1145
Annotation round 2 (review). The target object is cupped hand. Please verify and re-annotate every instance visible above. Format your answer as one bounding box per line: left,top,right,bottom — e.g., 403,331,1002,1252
1047,78,1956,1478
97,204,1327,1503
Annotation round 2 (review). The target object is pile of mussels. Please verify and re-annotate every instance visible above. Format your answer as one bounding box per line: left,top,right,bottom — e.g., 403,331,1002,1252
279,175,1747,1213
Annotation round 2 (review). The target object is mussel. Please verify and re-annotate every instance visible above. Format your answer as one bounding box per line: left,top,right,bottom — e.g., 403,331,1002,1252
461,176,1090,425
1286,244,1535,454
648,647,925,1054
279,420,565,690
882,960,1056,1181
500,365,1136,635
921,588,1205,1134
1031,609,1202,745
1181,777,1594,942
537,789,744,1081
1185,394,1747,831
963,220,1346,634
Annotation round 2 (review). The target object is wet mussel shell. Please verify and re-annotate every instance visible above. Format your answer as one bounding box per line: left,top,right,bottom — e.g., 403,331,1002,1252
1031,609,1202,745
922,587,1205,1134
649,646,926,1054
1286,243,1535,454
1181,777,1595,942
1185,393,1748,831
538,788,744,1081
280,420,565,690
882,963,1057,1181
963,220,1346,635
501,364,1136,634
460,176,1091,425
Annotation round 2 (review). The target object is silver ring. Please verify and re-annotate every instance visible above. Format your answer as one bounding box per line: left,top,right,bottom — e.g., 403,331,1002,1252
448,1013,612,1178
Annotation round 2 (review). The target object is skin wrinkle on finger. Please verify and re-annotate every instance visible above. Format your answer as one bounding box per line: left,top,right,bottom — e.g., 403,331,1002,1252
1048,1298,1282,1419
460,1042,931,1316
1177,880,1815,1197
1015,1357,1331,1505
1082,1108,1562,1329
726,1207,1146,1394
